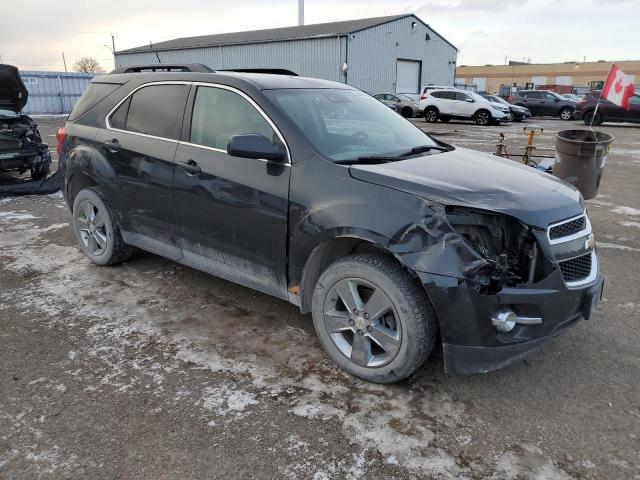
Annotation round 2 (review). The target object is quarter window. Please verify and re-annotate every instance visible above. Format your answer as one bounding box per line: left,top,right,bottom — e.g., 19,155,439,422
109,84,189,140
189,86,275,150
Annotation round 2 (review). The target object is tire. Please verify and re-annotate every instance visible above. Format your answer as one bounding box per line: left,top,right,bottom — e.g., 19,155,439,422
474,110,491,126
401,107,413,118
30,162,49,180
583,110,603,126
72,187,135,266
439,117,451,123
508,112,515,122
559,107,574,121
424,107,439,123
311,253,437,383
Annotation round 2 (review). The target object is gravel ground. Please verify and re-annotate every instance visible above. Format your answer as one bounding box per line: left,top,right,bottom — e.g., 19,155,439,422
1,116,638,479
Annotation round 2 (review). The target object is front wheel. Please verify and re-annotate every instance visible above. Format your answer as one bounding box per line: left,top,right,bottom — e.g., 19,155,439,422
311,254,437,383
474,110,491,126
560,107,574,121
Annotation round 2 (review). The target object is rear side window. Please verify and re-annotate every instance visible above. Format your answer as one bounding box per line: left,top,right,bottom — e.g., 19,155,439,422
189,86,275,150
527,92,542,99
111,84,189,139
68,83,121,121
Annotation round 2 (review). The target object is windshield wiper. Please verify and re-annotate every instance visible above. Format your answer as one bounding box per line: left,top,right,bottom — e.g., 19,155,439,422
335,145,450,165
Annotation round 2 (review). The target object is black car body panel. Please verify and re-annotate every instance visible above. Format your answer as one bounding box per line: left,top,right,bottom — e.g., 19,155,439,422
59,70,602,375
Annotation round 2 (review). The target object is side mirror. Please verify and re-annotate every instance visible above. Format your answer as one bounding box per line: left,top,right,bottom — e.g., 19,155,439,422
227,134,286,162
466,98,474,102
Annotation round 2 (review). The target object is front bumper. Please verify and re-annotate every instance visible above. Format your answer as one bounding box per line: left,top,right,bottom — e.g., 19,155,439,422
417,268,604,375
0,146,50,171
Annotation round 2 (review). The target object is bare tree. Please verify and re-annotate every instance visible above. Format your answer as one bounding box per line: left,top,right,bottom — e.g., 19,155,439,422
73,57,105,73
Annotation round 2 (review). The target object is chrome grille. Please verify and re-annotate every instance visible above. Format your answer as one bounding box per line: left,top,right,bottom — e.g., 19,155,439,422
559,253,592,283
549,216,587,240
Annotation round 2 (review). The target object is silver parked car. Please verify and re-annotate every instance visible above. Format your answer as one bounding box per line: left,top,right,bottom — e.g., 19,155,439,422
373,93,420,118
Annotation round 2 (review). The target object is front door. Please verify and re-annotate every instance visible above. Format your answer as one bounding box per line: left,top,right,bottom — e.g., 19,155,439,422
451,91,476,117
96,83,189,240
173,84,291,299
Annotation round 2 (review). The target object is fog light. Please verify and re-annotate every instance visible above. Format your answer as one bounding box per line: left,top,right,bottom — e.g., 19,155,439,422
491,308,517,332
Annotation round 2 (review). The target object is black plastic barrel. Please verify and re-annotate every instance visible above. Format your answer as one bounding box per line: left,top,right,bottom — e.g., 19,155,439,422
553,130,613,200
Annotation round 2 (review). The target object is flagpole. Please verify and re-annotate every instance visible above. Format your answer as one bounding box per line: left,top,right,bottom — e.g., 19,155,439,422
588,94,601,131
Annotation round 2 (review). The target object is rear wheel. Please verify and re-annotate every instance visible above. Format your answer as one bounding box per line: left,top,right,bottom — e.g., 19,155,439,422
424,107,439,123
560,107,574,121
583,110,603,126
311,254,436,383
474,110,491,126
401,107,413,118
72,187,135,266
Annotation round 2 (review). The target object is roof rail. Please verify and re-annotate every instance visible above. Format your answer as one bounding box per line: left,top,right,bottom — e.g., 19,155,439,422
218,68,298,76
109,63,214,74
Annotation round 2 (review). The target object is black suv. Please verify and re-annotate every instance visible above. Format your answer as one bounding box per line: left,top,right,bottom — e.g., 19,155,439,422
509,90,576,120
58,64,603,383
0,64,51,180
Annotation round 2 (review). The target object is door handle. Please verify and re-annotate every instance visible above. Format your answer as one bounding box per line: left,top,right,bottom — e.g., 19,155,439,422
103,139,121,153
177,160,201,176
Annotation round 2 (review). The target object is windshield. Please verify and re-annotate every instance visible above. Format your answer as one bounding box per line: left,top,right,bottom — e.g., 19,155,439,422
467,91,489,102
265,88,439,162
489,96,508,105
397,94,416,102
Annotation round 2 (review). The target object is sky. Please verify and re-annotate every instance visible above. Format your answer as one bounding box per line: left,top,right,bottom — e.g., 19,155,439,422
1,0,639,72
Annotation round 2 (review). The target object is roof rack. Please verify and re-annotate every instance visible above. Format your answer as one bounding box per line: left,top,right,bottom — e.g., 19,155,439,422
219,68,298,76
109,63,214,74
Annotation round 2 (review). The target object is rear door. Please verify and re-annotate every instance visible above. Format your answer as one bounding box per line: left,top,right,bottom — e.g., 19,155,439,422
430,91,453,114
522,92,542,114
172,84,291,299
97,82,189,241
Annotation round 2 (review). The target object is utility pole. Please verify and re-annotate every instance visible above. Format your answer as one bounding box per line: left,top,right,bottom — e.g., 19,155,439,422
111,33,116,67
62,52,67,72
298,0,304,26
504,55,508,65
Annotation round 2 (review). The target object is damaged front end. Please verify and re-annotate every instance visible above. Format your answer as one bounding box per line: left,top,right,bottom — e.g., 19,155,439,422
392,202,602,375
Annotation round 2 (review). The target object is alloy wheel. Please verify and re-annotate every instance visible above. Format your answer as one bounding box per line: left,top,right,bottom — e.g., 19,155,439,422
476,112,489,125
322,278,402,368
76,200,108,256
561,109,573,120
425,110,438,122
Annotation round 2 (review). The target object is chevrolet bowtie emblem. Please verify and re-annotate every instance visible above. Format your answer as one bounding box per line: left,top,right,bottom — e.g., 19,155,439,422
585,234,596,251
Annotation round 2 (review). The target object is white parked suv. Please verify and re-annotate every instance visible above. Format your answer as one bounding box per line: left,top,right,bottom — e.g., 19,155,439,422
419,89,511,125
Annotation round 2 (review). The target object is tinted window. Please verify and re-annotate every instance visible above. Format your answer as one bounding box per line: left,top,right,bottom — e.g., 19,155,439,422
455,92,471,101
527,92,542,99
69,83,121,121
544,93,558,101
432,91,455,100
190,86,275,150
109,96,130,130
124,84,189,139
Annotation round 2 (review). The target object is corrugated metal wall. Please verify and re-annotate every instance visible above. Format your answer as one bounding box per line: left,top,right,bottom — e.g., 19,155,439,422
114,16,457,94
18,71,95,115
115,36,345,83
346,16,457,94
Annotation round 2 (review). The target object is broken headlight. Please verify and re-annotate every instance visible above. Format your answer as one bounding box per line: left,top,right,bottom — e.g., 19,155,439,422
445,207,538,291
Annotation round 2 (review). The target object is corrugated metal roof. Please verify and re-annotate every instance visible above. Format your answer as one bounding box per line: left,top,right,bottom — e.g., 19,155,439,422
117,15,410,54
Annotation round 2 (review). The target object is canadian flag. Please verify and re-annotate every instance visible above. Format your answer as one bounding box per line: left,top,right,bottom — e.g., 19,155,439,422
601,64,635,110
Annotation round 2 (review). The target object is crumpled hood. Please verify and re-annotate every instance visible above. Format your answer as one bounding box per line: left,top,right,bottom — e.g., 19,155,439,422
349,147,584,228
0,64,28,113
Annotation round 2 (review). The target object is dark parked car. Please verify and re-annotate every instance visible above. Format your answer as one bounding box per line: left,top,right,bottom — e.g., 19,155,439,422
508,90,576,120
0,64,51,179
58,64,603,383
575,90,640,125
373,93,419,117
481,94,531,121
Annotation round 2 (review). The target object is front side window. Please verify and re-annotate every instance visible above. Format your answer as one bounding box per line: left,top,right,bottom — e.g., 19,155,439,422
455,92,471,102
109,84,189,139
265,88,438,162
189,86,275,150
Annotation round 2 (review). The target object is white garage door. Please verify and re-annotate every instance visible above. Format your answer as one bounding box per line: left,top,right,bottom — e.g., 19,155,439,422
396,60,421,94
555,76,573,86
473,77,487,92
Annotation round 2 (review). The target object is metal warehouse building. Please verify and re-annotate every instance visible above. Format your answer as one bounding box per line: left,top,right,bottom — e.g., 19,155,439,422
114,14,457,95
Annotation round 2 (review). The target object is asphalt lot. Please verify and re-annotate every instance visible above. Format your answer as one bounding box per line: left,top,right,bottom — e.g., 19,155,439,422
1,115,639,479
